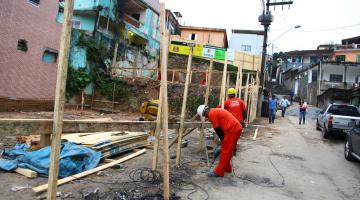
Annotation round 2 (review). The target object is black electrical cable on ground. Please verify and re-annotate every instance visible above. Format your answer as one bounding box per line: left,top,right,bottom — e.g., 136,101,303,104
231,145,286,188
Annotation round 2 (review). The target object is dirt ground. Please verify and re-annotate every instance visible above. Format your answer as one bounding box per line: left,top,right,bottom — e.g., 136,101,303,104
1,105,360,200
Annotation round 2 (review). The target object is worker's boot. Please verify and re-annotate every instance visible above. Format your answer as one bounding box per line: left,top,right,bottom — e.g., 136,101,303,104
207,171,221,177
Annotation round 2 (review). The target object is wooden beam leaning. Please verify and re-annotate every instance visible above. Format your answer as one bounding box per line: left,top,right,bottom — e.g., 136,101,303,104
33,149,146,193
159,3,170,200
176,48,193,166
47,0,75,199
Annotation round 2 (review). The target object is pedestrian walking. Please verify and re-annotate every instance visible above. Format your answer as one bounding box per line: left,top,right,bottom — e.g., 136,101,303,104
197,105,242,177
268,95,277,124
299,100,307,124
280,96,290,117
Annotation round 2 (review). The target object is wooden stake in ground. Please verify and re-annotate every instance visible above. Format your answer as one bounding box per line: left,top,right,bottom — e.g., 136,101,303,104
176,48,193,166
46,0,74,199
244,73,250,108
219,52,228,108
159,3,170,200
111,42,119,74
152,86,162,170
225,72,230,101
199,59,213,150
235,65,241,98
239,64,243,98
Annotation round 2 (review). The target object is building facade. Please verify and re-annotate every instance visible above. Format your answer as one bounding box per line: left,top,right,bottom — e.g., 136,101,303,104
179,26,228,48
56,0,161,80
332,36,360,62
0,0,62,100
229,29,264,55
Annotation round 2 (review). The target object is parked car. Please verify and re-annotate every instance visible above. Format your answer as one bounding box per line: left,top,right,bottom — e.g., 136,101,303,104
316,104,360,139
344,124,360,161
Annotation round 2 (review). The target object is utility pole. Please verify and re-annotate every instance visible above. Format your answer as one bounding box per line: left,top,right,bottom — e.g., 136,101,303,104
257,0,293,116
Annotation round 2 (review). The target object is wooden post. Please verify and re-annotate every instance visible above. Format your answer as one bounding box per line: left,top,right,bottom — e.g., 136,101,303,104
159,4,170,200
172,70,175,83
189,70,193,84
112,83,116,113
225,72,230,100
176,48,193,166
111,42,119,75
220,52,228,108
239,65,243,98
204,60,213,107
46,0,74,199
244,73,250,107
152,86,162,170
248,78,254,123
81,90,84,111
235,66,241,98
199,59,213,164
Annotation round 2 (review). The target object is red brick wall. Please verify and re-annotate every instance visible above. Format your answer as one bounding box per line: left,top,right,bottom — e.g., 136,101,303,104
0,0,61,100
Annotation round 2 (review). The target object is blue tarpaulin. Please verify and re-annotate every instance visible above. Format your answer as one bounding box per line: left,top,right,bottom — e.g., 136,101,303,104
0,142,101,178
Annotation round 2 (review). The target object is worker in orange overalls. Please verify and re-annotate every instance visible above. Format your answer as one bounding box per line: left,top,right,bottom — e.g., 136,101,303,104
197,105,243,177
219,88,247,127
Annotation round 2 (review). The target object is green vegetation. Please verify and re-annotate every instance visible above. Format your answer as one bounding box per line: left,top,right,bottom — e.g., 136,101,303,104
66,67,91,99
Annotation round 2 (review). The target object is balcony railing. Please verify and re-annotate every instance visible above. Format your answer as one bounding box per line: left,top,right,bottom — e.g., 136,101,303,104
336,44,360,50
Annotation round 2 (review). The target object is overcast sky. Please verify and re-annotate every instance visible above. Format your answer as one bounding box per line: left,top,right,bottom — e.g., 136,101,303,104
160,0,360,53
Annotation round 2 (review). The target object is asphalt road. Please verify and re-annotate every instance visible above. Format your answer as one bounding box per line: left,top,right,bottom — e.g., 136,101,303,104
196,105,360,200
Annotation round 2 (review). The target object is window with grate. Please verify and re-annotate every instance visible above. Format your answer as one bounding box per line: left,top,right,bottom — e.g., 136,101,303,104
329,74,343,82
335,55,346,62
356,55,360,62
241,45,251,52
72,20,81,29
17,39,28,52
29,0,40,6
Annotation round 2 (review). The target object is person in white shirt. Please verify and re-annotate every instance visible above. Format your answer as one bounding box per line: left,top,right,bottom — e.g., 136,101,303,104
280,96,290,117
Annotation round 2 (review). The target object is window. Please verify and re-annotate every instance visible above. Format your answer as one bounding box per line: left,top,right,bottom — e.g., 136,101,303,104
312,73,317,82
329,74,343,82
335,55,346,62
310,56,318,64
356,55,360,62
29,0,40,6
328,105,360,117
241,45,251,52
17,39,28,52
189,33,197,40
72,20,81,29
42,49,58,64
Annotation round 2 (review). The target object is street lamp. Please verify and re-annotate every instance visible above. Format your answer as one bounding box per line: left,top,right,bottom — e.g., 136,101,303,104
267,25,301,47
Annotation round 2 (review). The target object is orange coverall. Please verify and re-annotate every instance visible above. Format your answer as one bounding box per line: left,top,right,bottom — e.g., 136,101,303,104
208,108,242,176
218,97,246,124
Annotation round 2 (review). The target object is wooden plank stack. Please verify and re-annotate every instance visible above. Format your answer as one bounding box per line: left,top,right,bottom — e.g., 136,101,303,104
62,131,148,158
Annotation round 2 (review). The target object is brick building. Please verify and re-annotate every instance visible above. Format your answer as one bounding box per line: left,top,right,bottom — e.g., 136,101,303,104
0,0,61,100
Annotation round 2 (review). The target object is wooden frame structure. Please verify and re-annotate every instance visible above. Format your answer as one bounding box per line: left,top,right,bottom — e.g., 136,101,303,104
0,1,261,199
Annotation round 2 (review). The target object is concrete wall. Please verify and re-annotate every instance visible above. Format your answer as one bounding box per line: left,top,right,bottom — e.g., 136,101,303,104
0,0,61,99
180,29,227,48
320,64,360,82
229,33,263,55
57,13,96,32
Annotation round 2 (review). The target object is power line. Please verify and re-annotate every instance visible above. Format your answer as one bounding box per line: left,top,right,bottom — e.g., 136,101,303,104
299,23,360,32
